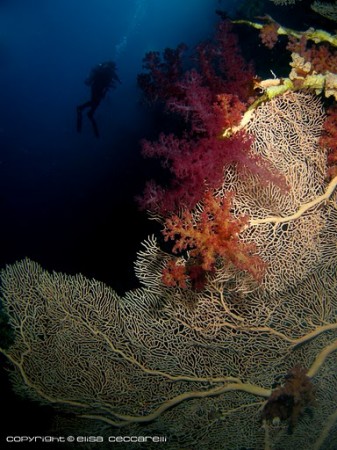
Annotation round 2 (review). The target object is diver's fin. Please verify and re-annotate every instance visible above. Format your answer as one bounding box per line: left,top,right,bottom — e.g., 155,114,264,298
77,107,83,133
87,111,100,138
91,119,100,138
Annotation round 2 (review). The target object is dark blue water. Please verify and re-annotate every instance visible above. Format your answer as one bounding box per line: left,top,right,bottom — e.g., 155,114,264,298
0,0,241,441
0,0,236,293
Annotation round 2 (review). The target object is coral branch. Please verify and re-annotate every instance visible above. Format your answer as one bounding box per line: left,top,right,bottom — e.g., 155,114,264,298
250,175,337,226
307,337,337,378
234,17,337,47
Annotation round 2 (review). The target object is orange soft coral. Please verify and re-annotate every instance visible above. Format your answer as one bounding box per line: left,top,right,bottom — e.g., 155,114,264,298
162,191,266,282
287,36,337,75
161,259,188,289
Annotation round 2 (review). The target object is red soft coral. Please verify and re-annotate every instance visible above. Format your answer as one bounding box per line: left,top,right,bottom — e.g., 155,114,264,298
137,18,284,216
137,43,187,105
162,191,266,282
161,257,210,291
262,365,316,432
319,105,337,179
196,20,255,103
167,69,247,136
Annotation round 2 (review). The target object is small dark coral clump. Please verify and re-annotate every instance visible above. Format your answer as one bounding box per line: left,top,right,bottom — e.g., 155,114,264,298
0,308,15,349
262,365,316,433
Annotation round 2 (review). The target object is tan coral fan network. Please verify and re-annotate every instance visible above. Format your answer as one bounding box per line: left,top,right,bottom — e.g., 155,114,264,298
1,92,337,449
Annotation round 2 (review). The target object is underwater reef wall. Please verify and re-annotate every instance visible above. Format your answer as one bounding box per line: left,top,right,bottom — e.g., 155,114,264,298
2,10,337,450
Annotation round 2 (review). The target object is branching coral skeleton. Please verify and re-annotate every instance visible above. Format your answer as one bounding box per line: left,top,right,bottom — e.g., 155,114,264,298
250,174,337,226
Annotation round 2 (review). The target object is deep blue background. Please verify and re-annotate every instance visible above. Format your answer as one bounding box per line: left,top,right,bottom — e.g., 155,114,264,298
0,0,239,293
0,0,238,439
0,0,323,291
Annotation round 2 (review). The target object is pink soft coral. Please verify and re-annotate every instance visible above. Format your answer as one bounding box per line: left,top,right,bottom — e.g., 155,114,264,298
259,22,280,49
287,36,337,74
137,19,284,215
138,130,253,214
139,126,285,214
136,20,261,214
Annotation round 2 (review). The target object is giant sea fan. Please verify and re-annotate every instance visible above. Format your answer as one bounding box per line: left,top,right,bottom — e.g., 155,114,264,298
1,91,337,449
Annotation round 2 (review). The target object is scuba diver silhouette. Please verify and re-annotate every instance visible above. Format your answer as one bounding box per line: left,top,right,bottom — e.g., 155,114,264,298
77,61,121,138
